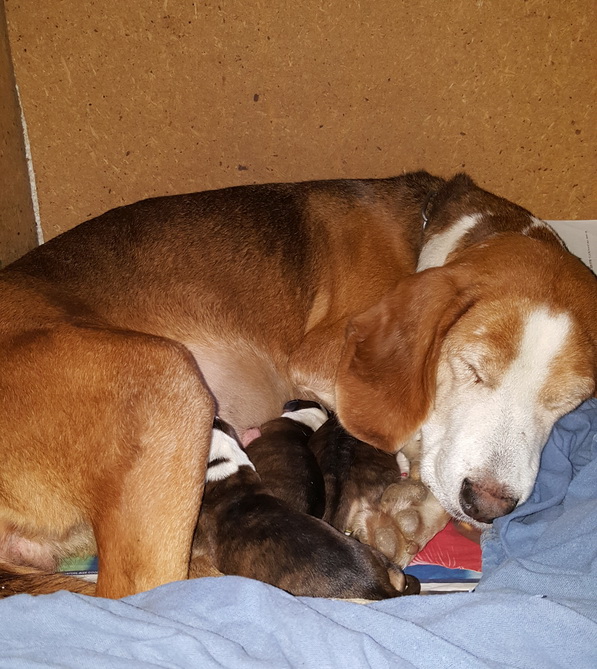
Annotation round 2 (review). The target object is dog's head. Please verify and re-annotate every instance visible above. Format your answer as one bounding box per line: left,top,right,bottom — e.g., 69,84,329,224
336,176,597,526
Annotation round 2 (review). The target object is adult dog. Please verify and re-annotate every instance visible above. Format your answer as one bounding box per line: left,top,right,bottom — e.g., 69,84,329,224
1,172,595,598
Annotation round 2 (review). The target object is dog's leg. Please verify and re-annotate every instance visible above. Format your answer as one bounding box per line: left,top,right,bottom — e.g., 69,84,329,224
376,436,450,566
348,435,449,568
90,335,215,599
378,482,450,567
1,324,214,599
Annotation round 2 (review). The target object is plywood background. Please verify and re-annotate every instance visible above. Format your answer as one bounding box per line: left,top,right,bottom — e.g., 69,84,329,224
3,0,596,242
0,0,36,266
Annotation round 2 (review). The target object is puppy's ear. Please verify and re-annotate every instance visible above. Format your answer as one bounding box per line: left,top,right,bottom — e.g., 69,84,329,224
335,266,474,452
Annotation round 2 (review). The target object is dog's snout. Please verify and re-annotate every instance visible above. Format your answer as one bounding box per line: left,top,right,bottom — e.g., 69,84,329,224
459,477,518,524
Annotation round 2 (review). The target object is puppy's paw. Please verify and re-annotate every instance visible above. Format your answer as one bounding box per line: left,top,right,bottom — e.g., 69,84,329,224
378,480,450,567
352,509,418,568
380,480,428,513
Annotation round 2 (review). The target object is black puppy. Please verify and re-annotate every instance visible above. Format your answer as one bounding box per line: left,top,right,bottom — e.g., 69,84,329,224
191,416,419,599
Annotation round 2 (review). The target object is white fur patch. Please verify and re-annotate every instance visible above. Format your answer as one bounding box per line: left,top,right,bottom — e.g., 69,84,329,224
529,215,549,229
417,213,482,271
420,306,575,524
396,452,410,478
281,406,329,432
207,428,255,482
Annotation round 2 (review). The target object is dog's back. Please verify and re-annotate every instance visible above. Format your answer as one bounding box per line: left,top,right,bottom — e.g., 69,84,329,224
193,418,416,599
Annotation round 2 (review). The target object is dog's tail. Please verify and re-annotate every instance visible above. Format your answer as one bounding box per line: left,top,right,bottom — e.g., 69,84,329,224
0,561,96,598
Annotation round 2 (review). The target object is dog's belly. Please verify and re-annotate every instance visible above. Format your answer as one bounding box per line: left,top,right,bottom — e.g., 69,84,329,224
0,518,94,571
184,341,298,435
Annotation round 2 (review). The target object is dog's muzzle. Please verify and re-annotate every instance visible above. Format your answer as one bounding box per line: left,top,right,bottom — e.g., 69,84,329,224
459,477,519,524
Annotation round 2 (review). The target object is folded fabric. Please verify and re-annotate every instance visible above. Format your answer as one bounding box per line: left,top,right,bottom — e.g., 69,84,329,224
480,397,597,612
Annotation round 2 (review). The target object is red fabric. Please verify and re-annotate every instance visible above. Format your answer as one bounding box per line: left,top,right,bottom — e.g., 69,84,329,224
411,521,482,571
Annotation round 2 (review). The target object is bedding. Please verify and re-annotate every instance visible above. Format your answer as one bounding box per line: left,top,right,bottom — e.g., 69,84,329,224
1,398,595,668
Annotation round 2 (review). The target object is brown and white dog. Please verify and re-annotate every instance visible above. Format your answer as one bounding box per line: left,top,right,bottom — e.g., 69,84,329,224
336,176,597,527
191,416,417,599
0,172,595,598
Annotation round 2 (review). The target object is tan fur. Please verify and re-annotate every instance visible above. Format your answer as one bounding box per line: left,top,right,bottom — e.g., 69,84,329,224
0,173,441,597
1,172,595,598
337,190,597,455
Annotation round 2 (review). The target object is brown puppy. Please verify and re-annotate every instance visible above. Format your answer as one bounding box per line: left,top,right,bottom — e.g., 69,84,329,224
245,400,328,517
308,416,443,568
1,172,595,597
192,418,417,599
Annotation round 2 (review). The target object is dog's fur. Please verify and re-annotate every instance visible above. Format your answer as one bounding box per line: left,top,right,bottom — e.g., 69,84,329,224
336,176,597,525
191,418,417,599
308,416,448,568
1,172,595,597
245,400,328,517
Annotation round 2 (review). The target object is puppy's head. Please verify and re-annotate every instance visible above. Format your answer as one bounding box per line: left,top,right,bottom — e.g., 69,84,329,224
336,187,597,526
279,399,329,434
208,417,255,482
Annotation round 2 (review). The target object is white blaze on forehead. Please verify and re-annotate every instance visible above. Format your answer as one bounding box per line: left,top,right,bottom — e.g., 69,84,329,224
417,213,482,271
281,406,329,432
207,428,255,482
509,308,571,392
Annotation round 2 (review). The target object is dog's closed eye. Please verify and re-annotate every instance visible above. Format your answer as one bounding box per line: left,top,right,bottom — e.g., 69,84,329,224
463,361,484,385
452,356,487,386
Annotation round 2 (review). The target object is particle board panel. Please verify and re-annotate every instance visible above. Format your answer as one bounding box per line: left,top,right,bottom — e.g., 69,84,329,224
0,0,37,266
4,0,596,240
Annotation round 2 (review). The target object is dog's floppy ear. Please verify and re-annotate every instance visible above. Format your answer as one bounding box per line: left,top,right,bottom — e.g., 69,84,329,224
335,267,474,452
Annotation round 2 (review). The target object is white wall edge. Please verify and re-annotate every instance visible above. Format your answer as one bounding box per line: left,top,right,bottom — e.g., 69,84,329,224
15,82,44,245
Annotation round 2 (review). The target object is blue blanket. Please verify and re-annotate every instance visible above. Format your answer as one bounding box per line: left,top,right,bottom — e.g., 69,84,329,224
1,400,596,669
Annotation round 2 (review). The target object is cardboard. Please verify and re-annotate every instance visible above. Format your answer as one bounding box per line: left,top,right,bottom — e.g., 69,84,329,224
2,0,595,243
0,0,36,266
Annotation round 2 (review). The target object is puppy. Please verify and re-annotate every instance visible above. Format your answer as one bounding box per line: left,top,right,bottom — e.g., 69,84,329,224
308,416,442,567
245,400,328,517
192,418,419,599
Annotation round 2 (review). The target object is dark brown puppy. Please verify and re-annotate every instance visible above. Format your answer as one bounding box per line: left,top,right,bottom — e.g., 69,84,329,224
192,418,419,599
245,400,328,517
309,416,441,567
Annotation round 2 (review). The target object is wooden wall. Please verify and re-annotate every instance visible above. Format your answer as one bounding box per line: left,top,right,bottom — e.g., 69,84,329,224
0,0,37,266
3,0,595,244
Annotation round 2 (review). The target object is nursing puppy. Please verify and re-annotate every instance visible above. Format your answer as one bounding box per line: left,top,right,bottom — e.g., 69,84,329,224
1,171,596,597
192,418,418,599
244,400,328,517
309,416,443,567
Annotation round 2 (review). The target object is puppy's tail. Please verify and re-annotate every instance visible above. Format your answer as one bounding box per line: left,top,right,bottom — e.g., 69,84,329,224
0,561,96,598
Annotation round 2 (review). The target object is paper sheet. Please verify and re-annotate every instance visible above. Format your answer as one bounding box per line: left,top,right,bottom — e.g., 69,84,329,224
548,220,596,272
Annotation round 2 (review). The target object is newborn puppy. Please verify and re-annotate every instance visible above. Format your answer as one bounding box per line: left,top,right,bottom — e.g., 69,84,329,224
245,400,328,517
309,415,430,567
192,417,419,599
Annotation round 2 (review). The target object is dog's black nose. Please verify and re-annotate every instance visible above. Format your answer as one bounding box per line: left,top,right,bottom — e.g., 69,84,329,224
459,477,518,524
